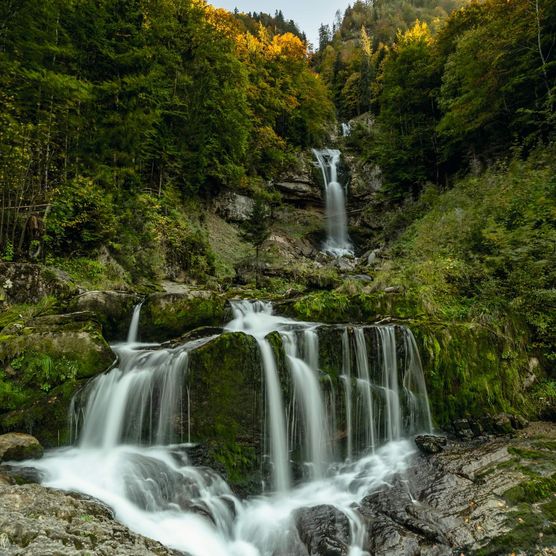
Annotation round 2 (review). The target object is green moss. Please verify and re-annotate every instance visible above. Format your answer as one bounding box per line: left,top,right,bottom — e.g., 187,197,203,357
476,503,556,555
140,293,226,342
503,474,556,505
413,321,529,427
187,332,262,489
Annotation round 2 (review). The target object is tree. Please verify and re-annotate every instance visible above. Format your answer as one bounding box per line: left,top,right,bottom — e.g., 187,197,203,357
241,198,271,288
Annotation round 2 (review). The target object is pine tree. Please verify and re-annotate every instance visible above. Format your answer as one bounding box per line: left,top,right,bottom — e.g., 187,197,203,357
241,198,270,288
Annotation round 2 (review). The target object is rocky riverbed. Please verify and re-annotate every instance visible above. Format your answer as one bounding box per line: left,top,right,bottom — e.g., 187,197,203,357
0,422,554,555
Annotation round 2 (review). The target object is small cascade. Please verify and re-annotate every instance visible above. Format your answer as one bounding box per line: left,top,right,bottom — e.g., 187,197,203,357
126,300,143,343
341,122,351,137
23,300,434,556
312,148,353,257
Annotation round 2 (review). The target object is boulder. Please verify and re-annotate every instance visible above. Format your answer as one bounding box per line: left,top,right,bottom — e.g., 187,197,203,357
294,504,351,556
0,483,173,555
0,433,43,462
492,413,514,435
68,290,141,341
415,434,447,455
0,262,77,306
213,190,255,223
139,291,227,342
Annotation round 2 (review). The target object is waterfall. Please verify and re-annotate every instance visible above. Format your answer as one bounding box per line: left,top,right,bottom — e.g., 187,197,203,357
313,148,353,257
23,300,433,556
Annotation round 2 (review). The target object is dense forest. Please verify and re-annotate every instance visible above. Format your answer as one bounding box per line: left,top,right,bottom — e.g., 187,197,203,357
0,0,332,280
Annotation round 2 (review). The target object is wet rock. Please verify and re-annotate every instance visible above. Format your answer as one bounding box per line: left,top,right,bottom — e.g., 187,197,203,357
294,504,351,556
0,483,175,555
0,434,43,462
68,290,141,341
415,434,447,455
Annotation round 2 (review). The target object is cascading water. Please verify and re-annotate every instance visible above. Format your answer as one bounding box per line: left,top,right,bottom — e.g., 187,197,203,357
19,300,433,556
313,148,353,257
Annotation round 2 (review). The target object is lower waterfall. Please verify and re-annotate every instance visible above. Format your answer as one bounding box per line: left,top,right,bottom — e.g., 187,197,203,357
24,301,433,555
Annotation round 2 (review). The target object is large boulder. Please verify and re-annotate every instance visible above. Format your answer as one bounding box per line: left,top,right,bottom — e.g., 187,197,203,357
0,483,173,555
0,312,115,446
187,331,262,493
68,290,141,341
294,505,351,556
0,262,77,307
213,189,255,223
0,433,43,462
139,291,227,343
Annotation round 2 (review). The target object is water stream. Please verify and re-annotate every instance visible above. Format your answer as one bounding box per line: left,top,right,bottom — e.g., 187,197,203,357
23,301,432,555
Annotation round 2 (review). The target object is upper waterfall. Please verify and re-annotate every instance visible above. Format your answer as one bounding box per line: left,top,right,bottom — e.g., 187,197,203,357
312,148,353,257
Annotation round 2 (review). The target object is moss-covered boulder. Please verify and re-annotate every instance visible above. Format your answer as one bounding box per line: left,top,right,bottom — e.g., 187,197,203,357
68,290,141,341
140,291,227,342
0,433,43,462
0,312,115,447
187,331,262,492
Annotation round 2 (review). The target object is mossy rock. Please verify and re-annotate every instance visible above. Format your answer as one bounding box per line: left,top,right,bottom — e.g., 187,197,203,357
286,290,423,323
68,290,141,341
187,331,262,490
0,262,77,305
412,321,531,429
0,313,114,447
0,312,115,380
0,432,43,462
139,291,227,342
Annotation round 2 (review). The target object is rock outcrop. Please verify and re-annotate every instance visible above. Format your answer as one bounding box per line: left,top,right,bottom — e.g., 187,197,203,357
0,433,43,462
0,483,175,555
0,312,115,447
68,290,141,341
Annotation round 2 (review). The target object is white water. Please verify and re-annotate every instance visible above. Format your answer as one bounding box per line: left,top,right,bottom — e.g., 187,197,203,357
17,300,433,556
341,122,351,137
126,300,143,343
313,148,353,257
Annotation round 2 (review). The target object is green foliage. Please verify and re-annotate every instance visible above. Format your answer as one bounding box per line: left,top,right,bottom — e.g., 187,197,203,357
375,147,556,369
2,242,14,262
46,178,117,255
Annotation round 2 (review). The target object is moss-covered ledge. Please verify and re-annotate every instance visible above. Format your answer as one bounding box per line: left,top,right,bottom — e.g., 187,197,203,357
139,291,227,342
276,289,549,430
0,312,115,447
